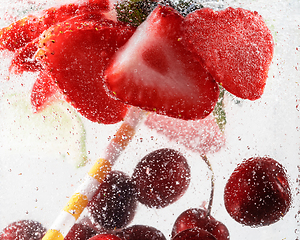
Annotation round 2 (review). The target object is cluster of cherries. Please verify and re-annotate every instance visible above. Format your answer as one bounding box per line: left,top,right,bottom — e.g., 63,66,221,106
0,148,291,240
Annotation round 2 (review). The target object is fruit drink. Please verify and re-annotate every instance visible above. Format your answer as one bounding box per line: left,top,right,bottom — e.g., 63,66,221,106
0,0,299,239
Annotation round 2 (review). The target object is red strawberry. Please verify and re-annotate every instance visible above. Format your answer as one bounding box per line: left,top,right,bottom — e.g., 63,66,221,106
145,112,225,154
105,5,220,120
31,71,61,112
183,7,274,100
0,0,110,51
36,14,135,124
9,38,42,74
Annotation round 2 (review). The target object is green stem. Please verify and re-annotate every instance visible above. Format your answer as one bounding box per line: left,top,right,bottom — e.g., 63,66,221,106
201,155,215,218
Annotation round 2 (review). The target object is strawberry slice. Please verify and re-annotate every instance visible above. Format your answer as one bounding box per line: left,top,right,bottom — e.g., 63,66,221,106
9,38,42,74
145,112,225,155
105,5,220,120
31,71,61,113
0,0,110,51
36,14,135,124
183,7,274,100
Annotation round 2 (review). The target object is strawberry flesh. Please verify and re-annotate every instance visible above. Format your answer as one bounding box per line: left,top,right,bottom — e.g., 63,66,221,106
9,38,42,74
183,7,274,100
105,5,220,120
31,71,61,112
0,0,110,51
36,14,135,124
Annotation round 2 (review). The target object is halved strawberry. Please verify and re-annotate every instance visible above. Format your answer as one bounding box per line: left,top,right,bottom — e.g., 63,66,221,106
31,71,61,112
105,5,220,120
145,112,225,154
36,14,135,124
183,7,274,100
9,38,42,74
0,0,110,51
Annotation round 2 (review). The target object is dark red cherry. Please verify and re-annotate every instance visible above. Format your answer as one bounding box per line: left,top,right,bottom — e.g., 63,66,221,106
0,220,46,240
132,148,191,208
87,171,137,230
88,234,122,240
224,156,292,227
171,208,229,240
116,225,166,240
65,223,97,240
172,228,217,240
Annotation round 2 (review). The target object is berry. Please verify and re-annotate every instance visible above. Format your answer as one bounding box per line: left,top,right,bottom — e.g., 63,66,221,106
88,234,122,240
224,157,292,227
30,71,60,112
0,0,110,51
65,223,97,240
132,148,191,208
171,208,229,240
144,112,225,155
183,7,274,100
87,171,137,230
0,220,46,240
9,38,42,74
172,228,217,240
116,225,166,240
36,14,135,123
105,5,220,120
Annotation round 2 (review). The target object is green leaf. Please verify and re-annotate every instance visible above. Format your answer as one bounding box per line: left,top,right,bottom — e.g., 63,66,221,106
115,0,158,27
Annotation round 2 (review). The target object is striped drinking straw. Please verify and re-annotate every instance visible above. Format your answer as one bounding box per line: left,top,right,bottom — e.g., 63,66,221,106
42,107,146,240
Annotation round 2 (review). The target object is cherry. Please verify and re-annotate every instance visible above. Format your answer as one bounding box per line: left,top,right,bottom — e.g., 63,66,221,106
224,156,292,227
87,170,137,230
132,148,191,208
88,234,122,240
116,225,166,240
65,223,97,240
0,220,46,240
171,208,229,240
172,228,217,240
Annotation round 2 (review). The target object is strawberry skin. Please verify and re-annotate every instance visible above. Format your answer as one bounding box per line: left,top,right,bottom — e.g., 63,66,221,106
9,38,42,74
0,0,110,51
145,112,225,155
183,7,274,100
36,14,135,124
105,5,220,120
31,71,61,112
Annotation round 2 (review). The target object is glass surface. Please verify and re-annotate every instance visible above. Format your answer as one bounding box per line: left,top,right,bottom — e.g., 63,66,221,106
0,0,299,239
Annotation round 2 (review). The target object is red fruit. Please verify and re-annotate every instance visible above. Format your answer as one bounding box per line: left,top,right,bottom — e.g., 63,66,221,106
65,223,97,240
132,148,191,208
31,71,61,112
172,228,217,240
0,0,110,51
36,14,135,123
88,234,122,240
171,208,229,240
87,171,137,230
183,7,274,100
144,112,225,155
0,220,46,240
224,157,292,227
116,225,166,240
9,38,42,74
105,5,219,120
